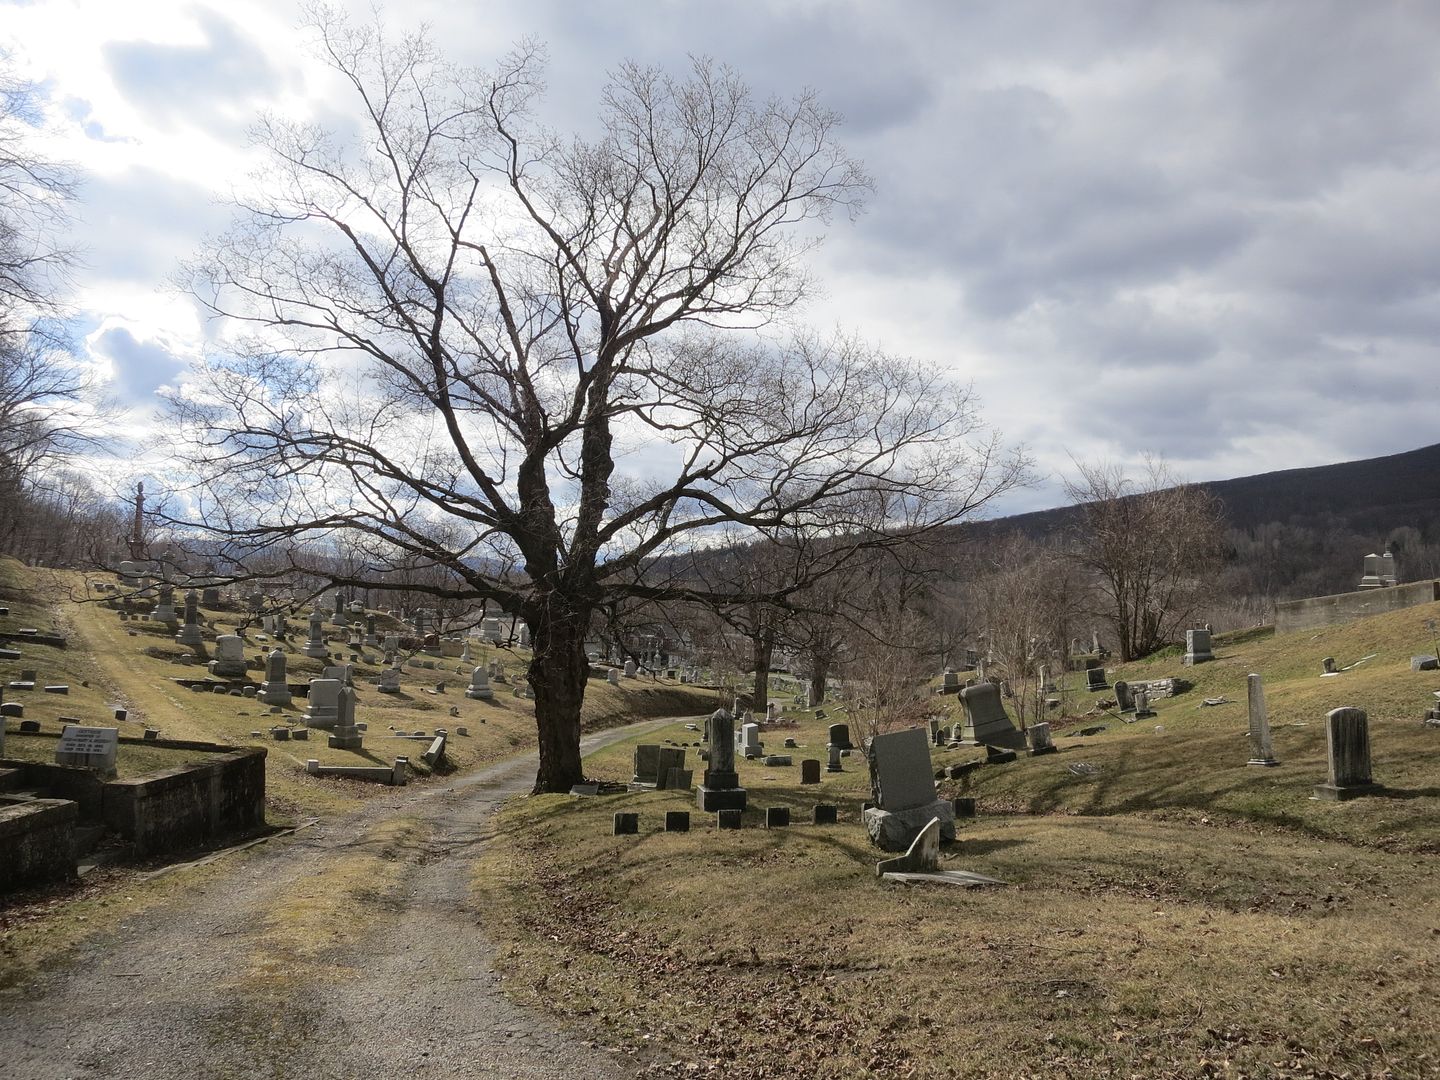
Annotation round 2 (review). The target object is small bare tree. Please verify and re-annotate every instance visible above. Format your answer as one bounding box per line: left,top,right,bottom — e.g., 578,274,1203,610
1064,457,1227,662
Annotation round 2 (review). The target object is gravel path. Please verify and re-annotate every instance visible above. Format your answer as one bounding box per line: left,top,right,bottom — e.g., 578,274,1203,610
0,720,675,1080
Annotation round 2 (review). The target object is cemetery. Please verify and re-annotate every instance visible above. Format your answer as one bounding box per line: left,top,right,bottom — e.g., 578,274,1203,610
2,13,1439,1076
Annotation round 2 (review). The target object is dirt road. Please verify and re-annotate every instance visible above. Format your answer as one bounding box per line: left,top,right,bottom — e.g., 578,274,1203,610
0,721,674,1080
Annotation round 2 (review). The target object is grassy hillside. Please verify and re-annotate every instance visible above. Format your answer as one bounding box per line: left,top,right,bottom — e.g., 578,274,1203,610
475,599,1440,1078
0,558,714,819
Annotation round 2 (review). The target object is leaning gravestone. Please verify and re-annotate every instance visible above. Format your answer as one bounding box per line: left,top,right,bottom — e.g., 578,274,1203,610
1246,673,1278,766
55,724,119,779
957,682,1026,751
861,727,956,852
697,708,746,812
1313,707,1380,801
1114,680,1135,713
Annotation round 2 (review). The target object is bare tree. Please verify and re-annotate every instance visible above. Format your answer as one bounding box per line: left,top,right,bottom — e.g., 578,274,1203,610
1064,457,1227,662
165,16,1024,791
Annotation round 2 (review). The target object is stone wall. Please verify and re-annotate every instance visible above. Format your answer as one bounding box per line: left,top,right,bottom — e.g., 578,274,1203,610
0,798,77,890
1275,579,1440,633
101,748,267,857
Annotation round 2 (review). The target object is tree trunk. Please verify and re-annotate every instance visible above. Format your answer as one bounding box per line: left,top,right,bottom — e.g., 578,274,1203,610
527,604,591,793
809,659,828,707
751,631,773,717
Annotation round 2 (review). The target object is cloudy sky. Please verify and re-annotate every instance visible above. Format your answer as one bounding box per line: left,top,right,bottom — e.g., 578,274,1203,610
6,0,1439,514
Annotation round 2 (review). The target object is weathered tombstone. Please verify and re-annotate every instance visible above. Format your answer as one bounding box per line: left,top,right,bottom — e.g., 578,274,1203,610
826,744,844,773
464,665,494,701
256,648,292,705
813,804,838,825
862,727,956,852
1245,673,1279,766
1322,656,1337,675
328,685,364,749
303,678,342,729
606,667,620,687
826,723,852,750
613,812,639,836
941,668,961,693
1038,665,1056,693
1183,628,1214,666
1091,629,1101,654
331,592,349,627
1134,688,1155,719
1086,666,1109,692
1028,722,1057,756
957,682,1026,750
153,583,178,627
664,811,690,833
174,590,203,647
207,634,248,677
623,659,638,679
302,610,329,659
54,724,118,779
1114,680,1135,712
697,708,747,812
875,815,940,877
1358,551,1398,589
800,758,821,784
665,766,693,790
765,807,790,829
1313,707,1379,800
362,614,379,648
717,808,743,830
739,722,763,759
376,668,402,694
631,744,662,786
200,586,220,607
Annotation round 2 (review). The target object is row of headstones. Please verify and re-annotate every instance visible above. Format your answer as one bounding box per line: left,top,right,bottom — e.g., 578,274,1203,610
612,805,841,834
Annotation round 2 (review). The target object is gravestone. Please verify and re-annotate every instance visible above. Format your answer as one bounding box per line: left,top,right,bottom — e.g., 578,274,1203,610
632,744,662,786
813,804,838,825
800,759,821,784
257,648,292,705
208,634,248,677
1028,722,1057,756
465,666,494,700
612,812,639,836
664,811,690,833
303,678,342,729
765,807,790,829
200,586,220,606
862,727,956,851
174,590,203,647
331,592,349,627
717,809,742,830
697,708,747,812
1114,680,1135,713
607,668,620,687
1183,628,1214,666
1134,688,1155,719
328,685,363,750
1322,656,1337,675
957,682,1026,750
1086,667,1109,691
1246,673,1279,766
363,614,379,648
54,724,119,779
303,610,330,659
1358,551,1398,590
941,668,960,693
827,723,852,750
377,668,402,694
1313,707,1380,800
623,659,637,679
739,723,763,759
826,744,844,773
875,815,940,877
153,583,177,627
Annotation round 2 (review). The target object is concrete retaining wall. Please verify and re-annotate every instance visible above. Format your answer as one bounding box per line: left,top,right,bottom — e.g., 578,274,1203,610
0,799,77,890
101,748,267,857
1275,579,1440,633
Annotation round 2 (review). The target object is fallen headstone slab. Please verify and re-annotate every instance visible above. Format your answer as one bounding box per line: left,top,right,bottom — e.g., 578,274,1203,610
1067,762,1101,777
569,783,600,796
881,870,1008,888
1411,655,1439,672
875,816,940,877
